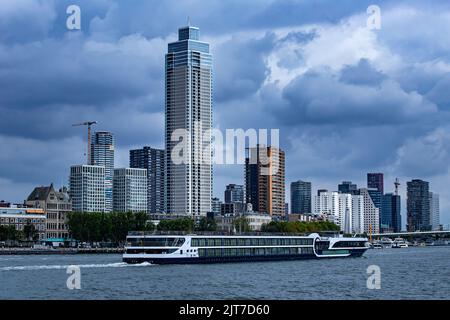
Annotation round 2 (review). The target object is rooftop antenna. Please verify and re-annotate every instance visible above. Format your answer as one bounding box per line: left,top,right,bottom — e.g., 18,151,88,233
187,16,191,26
394,178,400,196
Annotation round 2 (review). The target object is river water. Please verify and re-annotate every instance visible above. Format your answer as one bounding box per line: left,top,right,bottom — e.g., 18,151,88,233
0,246,449,300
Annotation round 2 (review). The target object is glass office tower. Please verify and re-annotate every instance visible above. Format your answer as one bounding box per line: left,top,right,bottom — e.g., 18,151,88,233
165,25,213,216
90,131,114,212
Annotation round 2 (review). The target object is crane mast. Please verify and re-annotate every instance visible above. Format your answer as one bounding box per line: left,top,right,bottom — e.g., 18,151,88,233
72,121,98,165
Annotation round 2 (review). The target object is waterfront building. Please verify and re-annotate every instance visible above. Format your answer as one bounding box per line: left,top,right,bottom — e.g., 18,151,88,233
351,194,364,234
359,188,380,234
381,193,401,233
165,25,213,216
290,180,312,214
130,147,165,214
90,131,114,212
367,173,384,194
215,212,272,233
245,145,286,217
25,184,72,239
113,168,148,213
407,179,431,231
69,165,105,213
0,207,46,240
429,192,440,231
338,181,358,195
224,184,244,204
314,190,359,233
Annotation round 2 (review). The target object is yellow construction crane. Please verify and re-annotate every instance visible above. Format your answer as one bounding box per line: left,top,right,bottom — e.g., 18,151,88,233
72,121,97,165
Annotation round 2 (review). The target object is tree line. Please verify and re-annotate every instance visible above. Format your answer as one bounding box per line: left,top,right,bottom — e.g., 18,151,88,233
0,223,39,242
261,220,340,233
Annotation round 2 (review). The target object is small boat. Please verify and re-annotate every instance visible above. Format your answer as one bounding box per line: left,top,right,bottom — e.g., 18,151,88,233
392,238,408,248
371,242,383,249
379,237,393,248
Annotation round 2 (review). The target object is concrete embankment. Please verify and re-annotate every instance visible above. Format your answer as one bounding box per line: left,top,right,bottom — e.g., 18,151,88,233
0,248,124,255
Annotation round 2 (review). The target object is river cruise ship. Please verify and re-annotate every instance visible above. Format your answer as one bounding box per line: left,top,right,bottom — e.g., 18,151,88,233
122,232,370,264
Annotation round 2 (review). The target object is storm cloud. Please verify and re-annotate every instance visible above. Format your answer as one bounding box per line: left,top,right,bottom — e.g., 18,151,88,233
1,0,450,226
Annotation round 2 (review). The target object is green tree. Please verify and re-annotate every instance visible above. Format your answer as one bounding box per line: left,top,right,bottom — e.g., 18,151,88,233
23,222,38,241
196,217,217,231
157,218,194,232
234,217,252,233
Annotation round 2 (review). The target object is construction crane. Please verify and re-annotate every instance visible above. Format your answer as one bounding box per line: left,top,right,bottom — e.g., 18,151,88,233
72,121,98,165
394,178,401,196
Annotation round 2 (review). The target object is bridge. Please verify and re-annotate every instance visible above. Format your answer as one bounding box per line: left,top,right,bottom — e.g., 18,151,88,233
372,230,450,240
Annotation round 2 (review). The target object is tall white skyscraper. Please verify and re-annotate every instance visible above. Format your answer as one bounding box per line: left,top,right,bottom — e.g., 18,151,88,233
90,131,114,213
165,25,213,216
429,192,440,231
69,165,105,213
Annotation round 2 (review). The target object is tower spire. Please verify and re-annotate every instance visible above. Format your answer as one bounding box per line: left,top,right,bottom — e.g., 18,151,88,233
394,178,400,196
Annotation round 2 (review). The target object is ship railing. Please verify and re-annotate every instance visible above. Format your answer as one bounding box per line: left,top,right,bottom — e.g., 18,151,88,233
127,230,338,237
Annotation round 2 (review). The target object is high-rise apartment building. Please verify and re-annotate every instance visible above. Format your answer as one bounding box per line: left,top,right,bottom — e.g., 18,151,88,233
407,179,431,231
113,168,148,213
165,25,213,216
429,192,440,231
314,190,363,234
367,173,384,194
69,165,105,213
130,147,165,214
224,184,244,204
90,131,114,212
211,197,222,215
245,145,286,216
359,188,380,234
338,181,358,195
290,180,312,214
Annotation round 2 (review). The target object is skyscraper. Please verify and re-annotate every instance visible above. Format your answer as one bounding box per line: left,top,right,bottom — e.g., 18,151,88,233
314,190,363,234
367,173,384,194
69,165,105,213
90,131,114,212
381,193,401,233
165,25,213,216
245,145,286,216
429,192,440,231
224,184,244,204
359,188,380,234
130,147,165,214
407,179,431,231
338,181,358,195
290,180,312,214
113,168,148,213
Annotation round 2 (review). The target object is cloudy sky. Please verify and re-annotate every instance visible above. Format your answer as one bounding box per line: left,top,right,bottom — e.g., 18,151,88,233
1,0,450,226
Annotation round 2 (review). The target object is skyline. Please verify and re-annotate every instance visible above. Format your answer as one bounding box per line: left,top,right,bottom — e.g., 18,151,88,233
1,1,450,225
